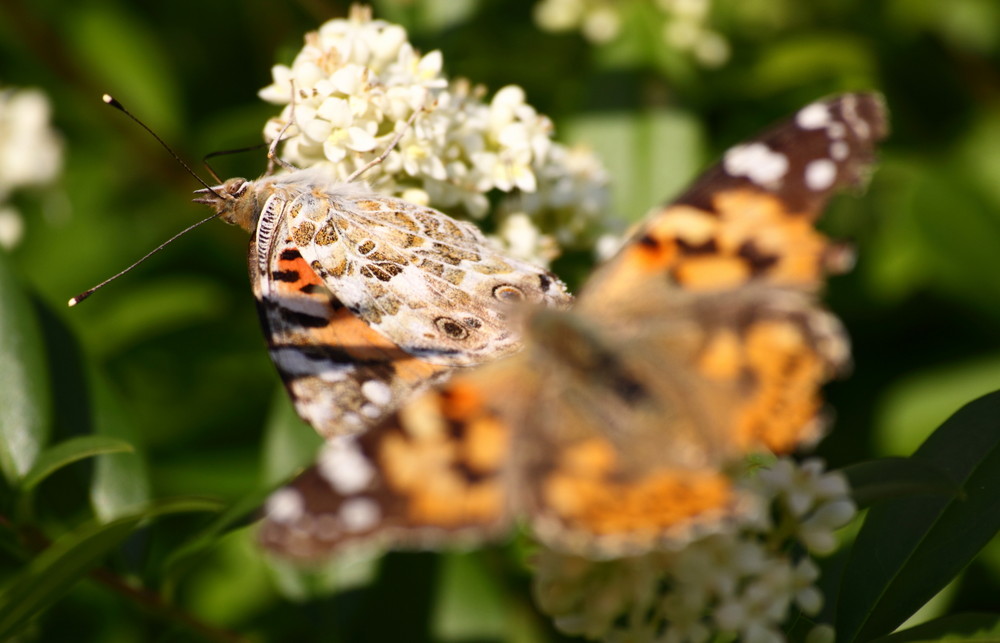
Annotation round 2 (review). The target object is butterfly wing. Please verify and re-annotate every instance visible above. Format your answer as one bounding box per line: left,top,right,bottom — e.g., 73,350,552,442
251,217,451,437
258,376,513,557
509,286,848,557
569,92,887,454
584,93,887,299
286,184,572,366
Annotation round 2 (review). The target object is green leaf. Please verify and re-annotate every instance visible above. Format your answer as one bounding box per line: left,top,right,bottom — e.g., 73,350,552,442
161,485,272,591
88,375,151,521
837,391,1000,642
564,108,705,223
873,612,1000,642
0,497,223,640
0,252,51,482
749,34,877,94
19,435,133,493
875,354,1000,457
432,552,508,641
907,170,1000,316
65,5,181,137
842,457,958,509
260,387,323,486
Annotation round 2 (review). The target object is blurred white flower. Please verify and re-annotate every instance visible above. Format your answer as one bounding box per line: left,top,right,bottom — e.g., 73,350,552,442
533,458,856,642
534,0,731,67
0,87,63,249
257,5,612,265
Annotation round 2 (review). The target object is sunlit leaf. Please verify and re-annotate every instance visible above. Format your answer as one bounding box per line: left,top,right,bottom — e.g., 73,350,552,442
874,612,1000,642
20,435,133,493
875,354,1000,456
0,253,51,482
564,108,704,223
88,375,151,521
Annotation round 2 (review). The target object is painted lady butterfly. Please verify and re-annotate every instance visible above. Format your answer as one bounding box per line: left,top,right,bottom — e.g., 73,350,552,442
196,160,571,438
259,93,888,559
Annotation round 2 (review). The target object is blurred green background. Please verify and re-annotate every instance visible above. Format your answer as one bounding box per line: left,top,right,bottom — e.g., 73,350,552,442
1,0,999,640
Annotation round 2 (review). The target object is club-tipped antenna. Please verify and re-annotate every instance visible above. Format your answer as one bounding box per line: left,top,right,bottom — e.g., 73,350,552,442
102,94,223,197
68,211,221,306
67,95,234,307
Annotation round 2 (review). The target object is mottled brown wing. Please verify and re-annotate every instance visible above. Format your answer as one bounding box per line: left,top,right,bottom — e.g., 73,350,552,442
253,227,450,438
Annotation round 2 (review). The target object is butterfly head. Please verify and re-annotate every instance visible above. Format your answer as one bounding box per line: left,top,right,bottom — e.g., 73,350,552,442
193,177,257,231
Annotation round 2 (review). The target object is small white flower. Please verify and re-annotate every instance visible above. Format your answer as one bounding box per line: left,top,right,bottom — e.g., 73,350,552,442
533,0,730,67
0,205,25,249
0,87,63,249
257,6,613,266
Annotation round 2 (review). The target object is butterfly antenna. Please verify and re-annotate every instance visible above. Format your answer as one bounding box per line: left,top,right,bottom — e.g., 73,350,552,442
202,143,268,183
68,95,231,307
102,94,225,198
68,211,221,306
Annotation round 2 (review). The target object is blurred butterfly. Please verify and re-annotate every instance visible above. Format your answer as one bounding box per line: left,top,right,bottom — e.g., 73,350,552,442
259,93,888,558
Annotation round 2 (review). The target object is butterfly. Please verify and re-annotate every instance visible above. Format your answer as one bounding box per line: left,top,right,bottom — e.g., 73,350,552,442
196,159,572,437
258,93,888,559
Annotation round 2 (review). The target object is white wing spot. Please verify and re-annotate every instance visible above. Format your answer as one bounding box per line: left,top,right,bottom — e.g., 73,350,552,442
724,143,789,186
830,141,849,161
796,103,831,129
265,488,305,524
340,497,381,532
361,403,381,419
318,436,376,494
840,95,871,139
275,350,350,378
805,159,838,191
361,379,393,406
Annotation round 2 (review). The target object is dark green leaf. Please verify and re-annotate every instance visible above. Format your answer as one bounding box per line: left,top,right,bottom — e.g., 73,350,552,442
0,252,51,483
19,435,133,493
873,612,1000,642
842,457,958,509
161,485,271,590
0,497,221,640
837,391,1000,642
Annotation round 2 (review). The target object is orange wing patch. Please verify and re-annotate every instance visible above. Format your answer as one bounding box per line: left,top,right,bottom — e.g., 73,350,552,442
260,245,450,437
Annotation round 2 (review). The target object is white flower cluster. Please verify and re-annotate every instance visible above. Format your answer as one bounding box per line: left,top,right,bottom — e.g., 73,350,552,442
533,458,856,643
257,5,611,265
0,88,62,249
534,0,730,67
